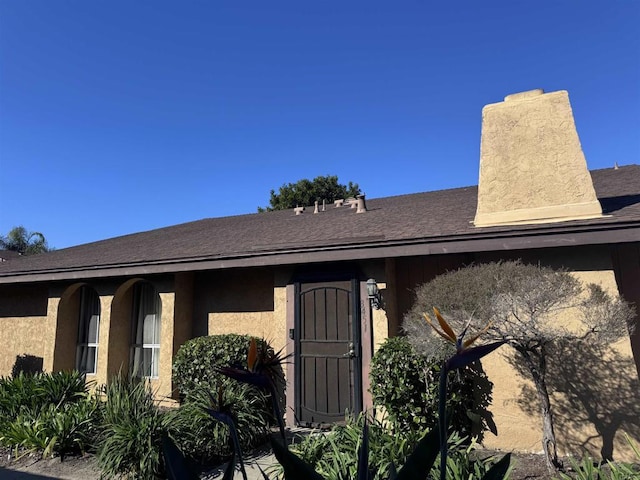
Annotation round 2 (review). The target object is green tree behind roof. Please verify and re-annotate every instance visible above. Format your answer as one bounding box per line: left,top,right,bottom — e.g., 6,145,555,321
258,175,361,212
0,226,51,255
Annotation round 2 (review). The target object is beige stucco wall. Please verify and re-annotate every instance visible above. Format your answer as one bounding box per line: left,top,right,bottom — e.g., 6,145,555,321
272,277,289,355
51,285,81,373
208,306,287,352
0,285,49,376
43,296,61,373
198,268,282,348
208,310,277,341
149,290,175,401
0,316,48,374
94,294,113,388
107,281,134,379
0,285,50,375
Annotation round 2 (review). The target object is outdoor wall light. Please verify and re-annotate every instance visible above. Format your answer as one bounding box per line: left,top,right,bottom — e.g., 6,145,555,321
366,278,384,310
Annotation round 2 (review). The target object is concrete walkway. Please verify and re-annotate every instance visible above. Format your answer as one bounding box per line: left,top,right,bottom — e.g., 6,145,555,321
201,448,278,479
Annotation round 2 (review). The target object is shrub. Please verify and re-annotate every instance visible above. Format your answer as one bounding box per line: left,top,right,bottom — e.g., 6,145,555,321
172,333,283,431
97,373,167,479
167,381,270,466
554,434,640,480
272,414,505,480
34,370,89,408
369,336,493,439
173,333,271,398
0,371,100,458
430,435,512,480
0,371,88,420
1,396,102,458
0,372,40,423
272,413,422,479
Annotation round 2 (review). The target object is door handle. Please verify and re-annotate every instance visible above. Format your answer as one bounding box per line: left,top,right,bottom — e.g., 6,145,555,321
343,342,356,358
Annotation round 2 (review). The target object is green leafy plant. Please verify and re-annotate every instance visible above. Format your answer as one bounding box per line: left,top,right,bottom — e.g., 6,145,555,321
0,371,88,421
173,334,272,399
554,434,640,480
0,371,100,459
1,397,102,458
97,373,168,479
167,381,270,466
429,436,512,480
163,311,509,480
0,372,40,422
370,336,493,439
270,413,424,479
34,370,89,408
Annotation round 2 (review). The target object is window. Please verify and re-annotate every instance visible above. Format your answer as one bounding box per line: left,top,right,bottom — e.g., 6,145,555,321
130,282,161,378
76,286,100,374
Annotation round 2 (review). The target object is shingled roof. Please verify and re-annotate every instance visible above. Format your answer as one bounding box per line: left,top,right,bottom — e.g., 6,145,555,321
1,165,639,283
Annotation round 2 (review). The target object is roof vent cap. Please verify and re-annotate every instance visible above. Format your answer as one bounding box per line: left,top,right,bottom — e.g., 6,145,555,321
356,194,367,213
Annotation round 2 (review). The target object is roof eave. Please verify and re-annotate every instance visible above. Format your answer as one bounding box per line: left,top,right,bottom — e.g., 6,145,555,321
1,221,639,285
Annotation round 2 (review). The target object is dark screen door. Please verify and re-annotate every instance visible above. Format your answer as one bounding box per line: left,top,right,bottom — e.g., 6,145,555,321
295,279,362,426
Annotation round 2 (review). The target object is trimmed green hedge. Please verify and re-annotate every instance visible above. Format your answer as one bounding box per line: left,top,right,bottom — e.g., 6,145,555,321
369,336,493,439
172,333,269,398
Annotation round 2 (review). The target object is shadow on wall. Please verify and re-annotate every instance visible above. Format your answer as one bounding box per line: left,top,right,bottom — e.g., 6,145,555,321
515,340,640,461
11,354,43,376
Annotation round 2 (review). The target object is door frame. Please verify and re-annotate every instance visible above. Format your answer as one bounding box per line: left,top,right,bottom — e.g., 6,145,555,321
293,278,362,426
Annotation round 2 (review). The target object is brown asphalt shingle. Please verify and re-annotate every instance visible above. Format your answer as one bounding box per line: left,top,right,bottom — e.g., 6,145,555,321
1,165,639,280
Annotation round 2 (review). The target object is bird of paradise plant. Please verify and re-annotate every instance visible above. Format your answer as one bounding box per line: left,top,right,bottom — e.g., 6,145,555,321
424,307,506,480
218,338,290,442
163,383,250,480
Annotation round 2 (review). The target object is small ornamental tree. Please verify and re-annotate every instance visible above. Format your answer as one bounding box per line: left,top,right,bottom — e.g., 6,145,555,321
403,261,635,470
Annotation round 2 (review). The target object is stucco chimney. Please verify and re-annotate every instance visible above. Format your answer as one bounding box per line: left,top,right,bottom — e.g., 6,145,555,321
473,89,602,227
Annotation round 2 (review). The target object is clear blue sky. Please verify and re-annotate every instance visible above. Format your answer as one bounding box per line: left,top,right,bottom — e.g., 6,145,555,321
1,1,638,249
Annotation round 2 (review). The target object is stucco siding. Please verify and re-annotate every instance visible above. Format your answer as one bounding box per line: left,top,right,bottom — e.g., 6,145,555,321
194,268,279,343
0,285,50,376
150,290,176,401
0,316,48,375
94,294,113,387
